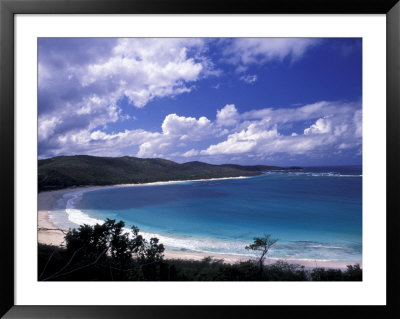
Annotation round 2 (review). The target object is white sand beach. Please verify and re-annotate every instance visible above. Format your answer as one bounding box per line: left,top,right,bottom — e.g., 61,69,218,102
38,182,362,270
38,189,69,247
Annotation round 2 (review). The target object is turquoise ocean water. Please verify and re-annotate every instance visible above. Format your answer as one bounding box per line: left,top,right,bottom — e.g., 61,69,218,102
50,166,362,262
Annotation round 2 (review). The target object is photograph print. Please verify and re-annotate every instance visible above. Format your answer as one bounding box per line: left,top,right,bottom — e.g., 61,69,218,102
37,38,362,281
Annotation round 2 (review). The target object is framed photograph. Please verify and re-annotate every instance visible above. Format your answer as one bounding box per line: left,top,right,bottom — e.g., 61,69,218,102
1,0,399,318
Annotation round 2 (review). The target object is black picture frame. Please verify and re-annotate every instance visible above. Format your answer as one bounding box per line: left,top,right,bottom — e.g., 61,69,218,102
1,0,399,318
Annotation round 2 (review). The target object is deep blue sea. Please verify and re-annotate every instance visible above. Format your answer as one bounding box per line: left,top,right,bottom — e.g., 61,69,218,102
50,166,362,262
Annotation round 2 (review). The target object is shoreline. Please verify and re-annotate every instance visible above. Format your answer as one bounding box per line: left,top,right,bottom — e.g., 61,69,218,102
38,180,362,270
39,175,253,194
37,177,253,247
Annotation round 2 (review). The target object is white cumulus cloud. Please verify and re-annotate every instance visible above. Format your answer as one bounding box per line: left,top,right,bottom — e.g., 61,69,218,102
198,100,361,162
162,113,215,140
304,118,332,135
78,39,211,108
223,38,320,72
216,104,239,127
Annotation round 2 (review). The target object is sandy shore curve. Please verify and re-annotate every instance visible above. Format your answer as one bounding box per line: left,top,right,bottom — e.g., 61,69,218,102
38,183,362,270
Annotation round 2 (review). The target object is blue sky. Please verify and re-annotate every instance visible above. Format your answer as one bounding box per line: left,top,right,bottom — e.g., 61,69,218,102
38,38,362,166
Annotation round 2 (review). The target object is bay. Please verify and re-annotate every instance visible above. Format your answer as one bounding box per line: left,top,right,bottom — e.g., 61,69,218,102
56,166,362,262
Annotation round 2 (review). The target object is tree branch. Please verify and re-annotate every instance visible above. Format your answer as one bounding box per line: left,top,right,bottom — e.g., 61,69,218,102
39,249,56,280
42,247,83,281
43,247,108,281
38,227,68,235
39,238,67,280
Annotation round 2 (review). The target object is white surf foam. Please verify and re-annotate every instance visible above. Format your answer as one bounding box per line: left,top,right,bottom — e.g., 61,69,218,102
64,191,104,227
264,171,361,178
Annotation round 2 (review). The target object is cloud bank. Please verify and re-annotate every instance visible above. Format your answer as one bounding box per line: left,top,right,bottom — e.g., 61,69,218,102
39,98,362,164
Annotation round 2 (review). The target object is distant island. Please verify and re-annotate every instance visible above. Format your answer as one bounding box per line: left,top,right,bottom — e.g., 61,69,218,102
38,155,301,191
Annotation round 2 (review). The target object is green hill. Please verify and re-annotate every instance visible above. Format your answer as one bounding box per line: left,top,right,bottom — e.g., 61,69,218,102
38,155,292,191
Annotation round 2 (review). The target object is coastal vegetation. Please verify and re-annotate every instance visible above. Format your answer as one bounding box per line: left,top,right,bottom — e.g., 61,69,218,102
245,234,278,272
38,219,362,281
38,155,293,191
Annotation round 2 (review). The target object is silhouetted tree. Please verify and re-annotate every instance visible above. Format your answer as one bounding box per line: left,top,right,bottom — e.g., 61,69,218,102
344,264,362,281
246,234,278,272
41,219,164,280
65,219,141,265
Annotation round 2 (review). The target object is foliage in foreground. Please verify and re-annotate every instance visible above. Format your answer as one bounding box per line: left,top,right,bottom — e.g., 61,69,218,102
38,220,362,281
